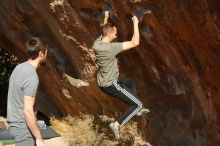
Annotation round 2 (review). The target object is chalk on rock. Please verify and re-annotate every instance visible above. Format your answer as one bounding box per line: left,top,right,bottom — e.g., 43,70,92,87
132,6,151,22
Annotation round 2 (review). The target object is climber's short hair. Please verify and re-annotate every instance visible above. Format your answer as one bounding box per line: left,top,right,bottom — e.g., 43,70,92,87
101,23,115,37
26,37,48,60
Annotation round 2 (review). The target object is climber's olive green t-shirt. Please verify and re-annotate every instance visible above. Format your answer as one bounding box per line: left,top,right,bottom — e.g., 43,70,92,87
93,36,123,87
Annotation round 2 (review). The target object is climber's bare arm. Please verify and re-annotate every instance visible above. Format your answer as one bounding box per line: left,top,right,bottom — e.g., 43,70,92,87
103,11,109,26
122,16,140,51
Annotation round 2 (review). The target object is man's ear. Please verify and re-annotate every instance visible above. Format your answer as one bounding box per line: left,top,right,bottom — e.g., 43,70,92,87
38,51,44,57
108,33,111,38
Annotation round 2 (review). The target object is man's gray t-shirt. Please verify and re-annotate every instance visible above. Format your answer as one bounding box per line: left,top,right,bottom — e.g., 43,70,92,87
7,62,39,127
93,36,123,87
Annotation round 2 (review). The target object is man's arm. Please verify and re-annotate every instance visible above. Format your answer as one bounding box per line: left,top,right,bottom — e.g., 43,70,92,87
103,11,109,26
24,96,45,146
122,16,140,51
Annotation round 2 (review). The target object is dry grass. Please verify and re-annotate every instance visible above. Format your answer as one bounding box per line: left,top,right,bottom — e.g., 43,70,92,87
50,114,151,146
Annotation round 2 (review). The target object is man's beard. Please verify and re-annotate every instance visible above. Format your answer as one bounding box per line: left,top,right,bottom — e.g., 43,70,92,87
112,37,118,42
40,59,46,67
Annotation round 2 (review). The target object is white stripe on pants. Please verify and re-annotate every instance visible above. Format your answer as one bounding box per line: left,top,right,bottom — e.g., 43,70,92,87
113,80,143,125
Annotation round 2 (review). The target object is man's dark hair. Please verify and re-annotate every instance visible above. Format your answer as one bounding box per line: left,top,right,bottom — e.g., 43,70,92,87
101,23,115,37
26,37,47,60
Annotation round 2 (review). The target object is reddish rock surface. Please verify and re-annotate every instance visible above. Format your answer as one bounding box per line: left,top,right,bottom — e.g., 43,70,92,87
0,0,219,145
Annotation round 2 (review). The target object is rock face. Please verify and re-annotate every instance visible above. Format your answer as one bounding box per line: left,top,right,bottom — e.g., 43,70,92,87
0,0,219,145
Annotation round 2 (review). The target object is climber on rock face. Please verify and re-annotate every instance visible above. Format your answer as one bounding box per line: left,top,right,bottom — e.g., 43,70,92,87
7,37,48,146
93,11,150,140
